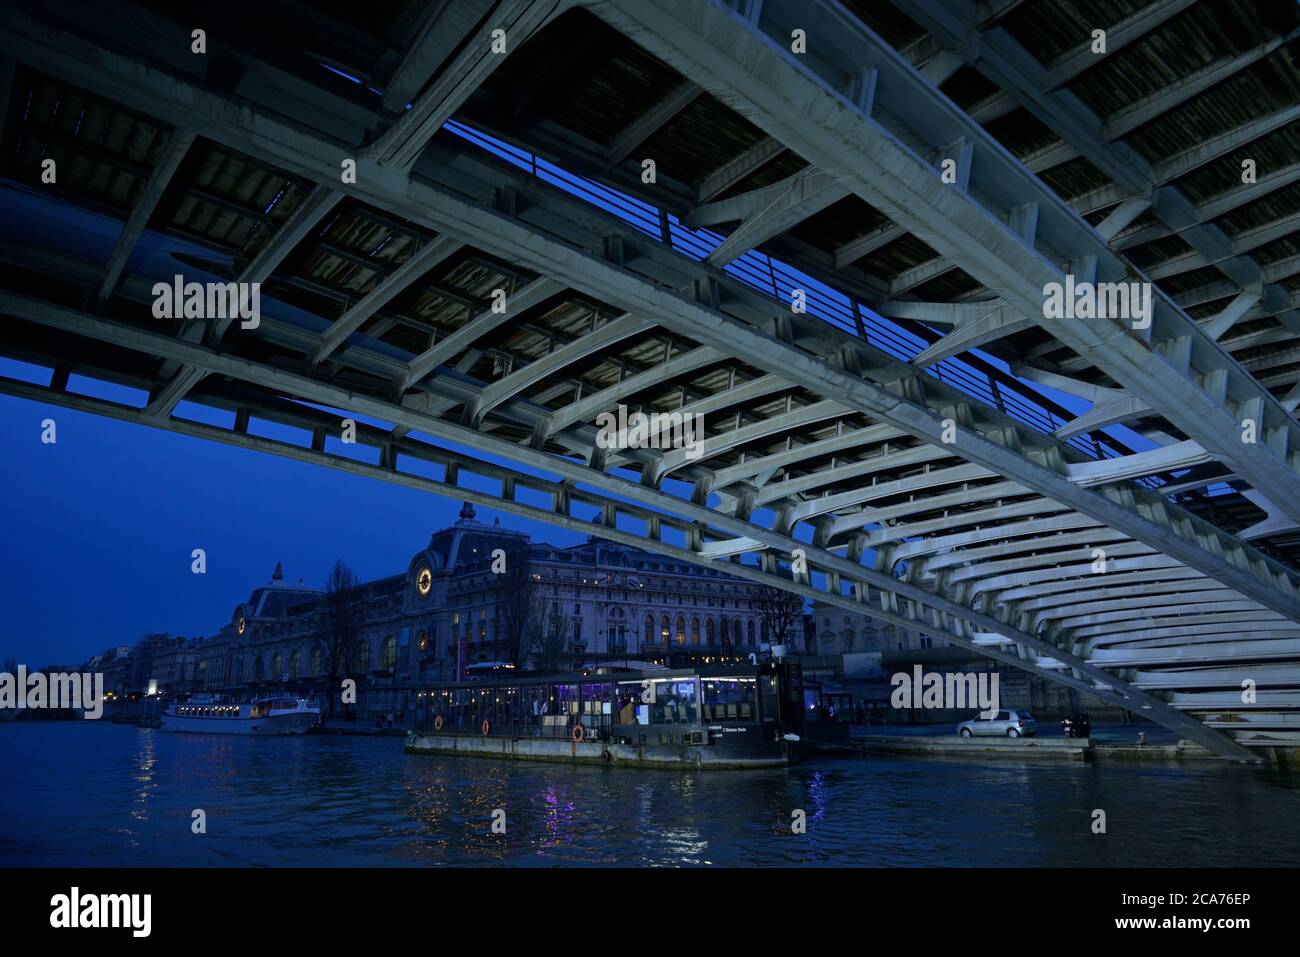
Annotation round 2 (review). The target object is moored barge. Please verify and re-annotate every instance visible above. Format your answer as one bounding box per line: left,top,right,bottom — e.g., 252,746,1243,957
406,662,848,769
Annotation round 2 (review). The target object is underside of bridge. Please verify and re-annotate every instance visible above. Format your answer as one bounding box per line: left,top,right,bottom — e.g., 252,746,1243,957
2,0,1299,760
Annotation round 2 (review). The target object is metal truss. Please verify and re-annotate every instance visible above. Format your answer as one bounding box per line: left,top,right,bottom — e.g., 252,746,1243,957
589,0,1300,531
0,291,1258,759
2,1,1298,757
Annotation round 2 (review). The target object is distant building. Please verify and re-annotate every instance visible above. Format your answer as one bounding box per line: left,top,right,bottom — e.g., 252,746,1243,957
146,636,201,693
185,504,793,716
808,598,949,655
130,634,175,691
93,646,135,696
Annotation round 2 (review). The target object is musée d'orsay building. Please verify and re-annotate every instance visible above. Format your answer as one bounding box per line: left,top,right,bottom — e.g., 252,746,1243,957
190,503,785,713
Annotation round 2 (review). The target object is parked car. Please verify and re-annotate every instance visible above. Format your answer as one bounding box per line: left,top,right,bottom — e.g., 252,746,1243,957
1061,713,1092,738
956,709,1038,738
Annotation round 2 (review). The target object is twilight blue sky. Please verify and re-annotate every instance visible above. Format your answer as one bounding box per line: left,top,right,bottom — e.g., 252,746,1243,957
0,389,582,669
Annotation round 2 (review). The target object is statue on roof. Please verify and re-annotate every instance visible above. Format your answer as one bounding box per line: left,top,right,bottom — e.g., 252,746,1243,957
459,501,476,522
272,561,284,581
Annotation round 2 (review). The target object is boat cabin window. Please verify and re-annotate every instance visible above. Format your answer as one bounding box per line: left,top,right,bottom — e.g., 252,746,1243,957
615,681,649,725
579,682,612,729
702,677,758,723
647,678,698,725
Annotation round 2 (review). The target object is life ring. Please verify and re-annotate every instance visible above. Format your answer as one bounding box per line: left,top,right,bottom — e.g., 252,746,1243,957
481,719,490,736
433,715,443,731
571,723,585,743
601,749,611,763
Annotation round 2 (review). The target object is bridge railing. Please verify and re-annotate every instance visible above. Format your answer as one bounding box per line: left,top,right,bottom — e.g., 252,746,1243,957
441,118,1162,487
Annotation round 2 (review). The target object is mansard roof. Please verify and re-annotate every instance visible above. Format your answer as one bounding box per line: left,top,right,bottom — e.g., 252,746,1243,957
424,502,530,572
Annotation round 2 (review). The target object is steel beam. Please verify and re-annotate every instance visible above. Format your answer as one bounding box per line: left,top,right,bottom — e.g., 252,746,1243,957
0,297,1256,758
367,0,569,168
96,129,195,306
589,0,1300,530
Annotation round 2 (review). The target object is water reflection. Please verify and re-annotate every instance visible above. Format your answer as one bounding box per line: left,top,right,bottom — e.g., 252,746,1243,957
130,728,157,825
2,723,1298,867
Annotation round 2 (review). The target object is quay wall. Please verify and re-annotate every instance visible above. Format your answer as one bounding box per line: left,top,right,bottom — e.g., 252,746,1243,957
853,734,1089,760
405,731,789,769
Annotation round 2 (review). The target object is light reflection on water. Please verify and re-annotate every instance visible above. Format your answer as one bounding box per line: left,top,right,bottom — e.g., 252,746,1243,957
1,722,1298,867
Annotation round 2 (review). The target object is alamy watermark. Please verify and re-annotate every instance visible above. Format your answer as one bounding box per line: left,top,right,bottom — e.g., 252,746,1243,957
0,665,104,719
152,274,260,330
50,887,150,937
1043,275,1152,331
890,666,999,715
595,404,704,460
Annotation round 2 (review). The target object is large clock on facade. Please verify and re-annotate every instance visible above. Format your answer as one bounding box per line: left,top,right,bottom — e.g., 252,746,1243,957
416,566,432,596
237,615,247,635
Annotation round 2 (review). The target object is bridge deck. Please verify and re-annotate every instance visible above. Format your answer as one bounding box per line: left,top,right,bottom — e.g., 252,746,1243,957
1,0,1298,760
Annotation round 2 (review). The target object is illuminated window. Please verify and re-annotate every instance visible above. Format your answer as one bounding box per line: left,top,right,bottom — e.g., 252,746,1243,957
675,616,685,644
381,636,398,670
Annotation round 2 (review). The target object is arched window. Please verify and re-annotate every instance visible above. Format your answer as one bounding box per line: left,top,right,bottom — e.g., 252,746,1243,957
418,630,429,652
309,647,323,676
675,615,685,644
706,618,715,644
690,617,700,645
644,614,654,643
660,615,670,643
733,618,743,645
233,657,244,683
747,620,756,646
271,653,282,678
355,639,370,672
253,656,264,681
288,650,300,679
381,635,398,670
720,618,730,644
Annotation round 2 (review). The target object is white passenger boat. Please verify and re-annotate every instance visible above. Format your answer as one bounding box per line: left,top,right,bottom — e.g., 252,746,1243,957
159,696,319,735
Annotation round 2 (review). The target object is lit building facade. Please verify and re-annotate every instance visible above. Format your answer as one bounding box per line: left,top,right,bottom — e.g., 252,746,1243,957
191,504,791,713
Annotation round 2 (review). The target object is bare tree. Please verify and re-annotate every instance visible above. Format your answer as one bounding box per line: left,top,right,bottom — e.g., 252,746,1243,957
756,582,805,654
323,560,364,718
493,543,542,668
530,588,574,674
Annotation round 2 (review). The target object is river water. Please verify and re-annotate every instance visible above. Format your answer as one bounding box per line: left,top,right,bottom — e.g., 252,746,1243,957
2,722,1297,866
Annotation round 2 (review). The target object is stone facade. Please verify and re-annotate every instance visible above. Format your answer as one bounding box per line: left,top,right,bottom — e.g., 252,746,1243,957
808,599,952,655
188,504,793,713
